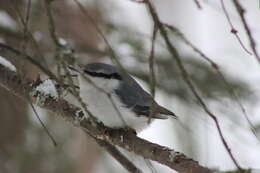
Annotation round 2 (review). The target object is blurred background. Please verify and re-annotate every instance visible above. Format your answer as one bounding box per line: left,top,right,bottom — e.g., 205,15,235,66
0,0,260,172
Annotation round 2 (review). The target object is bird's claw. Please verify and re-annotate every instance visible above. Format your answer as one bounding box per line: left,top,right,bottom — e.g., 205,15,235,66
103,127,137,136
122,127,137,135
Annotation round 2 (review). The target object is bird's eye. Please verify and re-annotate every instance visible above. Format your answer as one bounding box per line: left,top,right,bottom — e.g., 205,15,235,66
84,70,122,80
112,73,122,80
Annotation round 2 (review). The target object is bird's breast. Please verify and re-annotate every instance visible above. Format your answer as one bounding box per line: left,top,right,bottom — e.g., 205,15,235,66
79,75,150,131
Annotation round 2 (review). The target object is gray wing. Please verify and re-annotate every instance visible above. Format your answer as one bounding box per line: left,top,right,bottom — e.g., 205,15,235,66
82,63,122,80
114,75,166,119
83,63,118,75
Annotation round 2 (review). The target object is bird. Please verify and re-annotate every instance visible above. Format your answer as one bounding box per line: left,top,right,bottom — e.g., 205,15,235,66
69,63,177,132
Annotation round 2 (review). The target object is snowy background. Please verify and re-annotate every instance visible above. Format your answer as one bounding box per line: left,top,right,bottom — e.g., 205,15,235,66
0,0,260,173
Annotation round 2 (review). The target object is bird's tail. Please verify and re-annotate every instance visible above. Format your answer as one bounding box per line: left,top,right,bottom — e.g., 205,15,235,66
156,105,178,119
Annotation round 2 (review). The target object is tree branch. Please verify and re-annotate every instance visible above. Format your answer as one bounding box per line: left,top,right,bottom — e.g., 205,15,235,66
232,0,260,64
0,54,212,173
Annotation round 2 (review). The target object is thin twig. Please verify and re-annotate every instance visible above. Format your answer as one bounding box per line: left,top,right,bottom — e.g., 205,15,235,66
0,43,58,81
165,23,260,143
73,0,129,79
232,0,260,64
44,0,60,46
145,0,242,171
44,0,67,79
148,24,158,123
94,137,142,173
4,1,59,147
44,0,120,125
219,0,252,55
24,0,31,28
23,0,31,39
44,0,94,121
164,24,218,69
143,159,158,173
22,1,58,147
193,0,202,9
21,0,31,50
9,0,49,67
29,100,57,146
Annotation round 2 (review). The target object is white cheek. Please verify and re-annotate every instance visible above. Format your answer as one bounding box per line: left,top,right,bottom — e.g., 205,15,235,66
79,74,119,93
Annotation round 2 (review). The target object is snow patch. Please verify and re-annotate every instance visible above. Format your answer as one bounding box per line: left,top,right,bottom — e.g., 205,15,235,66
0,11,17,30
75,110,85,121
58,38,67,46
35,79,58,98
33,31,43,41
0,56,16,71
168,150,177,162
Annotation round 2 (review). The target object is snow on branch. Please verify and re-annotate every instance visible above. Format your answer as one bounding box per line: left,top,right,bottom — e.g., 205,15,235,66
0,55,16,72
35,79,58,98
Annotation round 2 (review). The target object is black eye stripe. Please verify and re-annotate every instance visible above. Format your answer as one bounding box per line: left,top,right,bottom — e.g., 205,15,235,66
84,70,122,80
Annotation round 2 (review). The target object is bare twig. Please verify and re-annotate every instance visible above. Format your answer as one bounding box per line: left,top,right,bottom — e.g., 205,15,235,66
73,0,130,79
9,0,49,67
164,24,218,69
219,0,252,55
24,0,31,28
143,159,158,173
165,23,260,143
21,0,31,49
0,42,57,80
28,100,57,146
193,0,202,9
73,0,116,60
148,24,158,123
44,0,69,79
232,0,260,64
94,138,142,173
13,0,58,147
44,0,94,121
44,0,60,46
144,0,242,171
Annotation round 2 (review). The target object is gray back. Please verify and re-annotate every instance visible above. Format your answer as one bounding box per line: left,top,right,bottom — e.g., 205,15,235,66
84,63,118,75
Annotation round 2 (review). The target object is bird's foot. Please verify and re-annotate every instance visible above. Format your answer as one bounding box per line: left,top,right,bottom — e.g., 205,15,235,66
123,127,137,135
103,127,137,137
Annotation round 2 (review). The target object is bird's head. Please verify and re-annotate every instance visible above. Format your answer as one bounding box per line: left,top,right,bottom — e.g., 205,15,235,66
69,63,123,92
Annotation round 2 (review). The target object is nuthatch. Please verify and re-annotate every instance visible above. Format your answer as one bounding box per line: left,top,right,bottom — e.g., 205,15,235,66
70,63,177,132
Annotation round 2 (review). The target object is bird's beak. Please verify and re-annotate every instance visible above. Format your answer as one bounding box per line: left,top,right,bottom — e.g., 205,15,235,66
157,105,178,119
68,66,79,73
67,66,80,77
